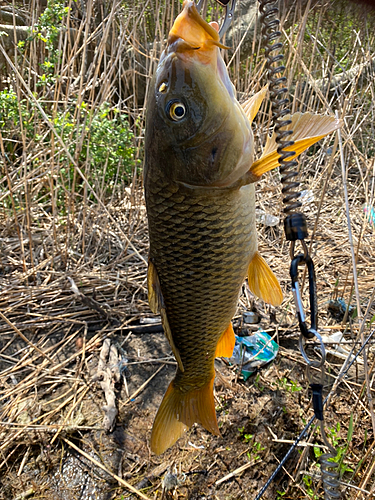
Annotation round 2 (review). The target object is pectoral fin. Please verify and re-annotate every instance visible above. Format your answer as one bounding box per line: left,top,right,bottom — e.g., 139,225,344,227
250,113,342,178
215,323,235,358
248,251,283,306
241,85,268,124
147,260,184,372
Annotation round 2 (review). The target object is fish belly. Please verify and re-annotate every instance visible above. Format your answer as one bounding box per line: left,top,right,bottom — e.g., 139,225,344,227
146,179,257,389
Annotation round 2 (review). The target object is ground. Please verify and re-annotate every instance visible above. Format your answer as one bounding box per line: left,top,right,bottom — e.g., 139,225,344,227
1,171,375,499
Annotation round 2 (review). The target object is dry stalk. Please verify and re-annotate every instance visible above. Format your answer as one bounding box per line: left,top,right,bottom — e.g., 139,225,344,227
122,363,165,407
61,437,151,500
337,117,375,437
0,311,54,363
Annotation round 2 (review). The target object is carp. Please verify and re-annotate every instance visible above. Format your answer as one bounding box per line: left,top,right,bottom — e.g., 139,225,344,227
144,0,341,454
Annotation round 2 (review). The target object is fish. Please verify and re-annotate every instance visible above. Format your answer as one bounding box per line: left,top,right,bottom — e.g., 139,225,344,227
144,0,341,455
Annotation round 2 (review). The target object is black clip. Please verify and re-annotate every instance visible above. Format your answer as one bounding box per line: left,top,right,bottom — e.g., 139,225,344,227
290,252,318,340
310,383,324,421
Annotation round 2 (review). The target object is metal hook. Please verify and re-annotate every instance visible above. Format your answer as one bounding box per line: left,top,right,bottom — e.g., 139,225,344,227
299,329,326,369
196,0,206,12
196,0,236,39
290,239,308,261
217,0,236,38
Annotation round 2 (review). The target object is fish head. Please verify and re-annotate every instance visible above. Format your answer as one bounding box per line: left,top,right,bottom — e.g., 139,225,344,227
145,0,254,189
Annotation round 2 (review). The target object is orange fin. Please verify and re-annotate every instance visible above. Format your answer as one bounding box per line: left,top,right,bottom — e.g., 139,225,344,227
215,323,235,358
241,86,268,124
248,251,283,306
151,376,220,455
160,308,184,372
147,260,184,372
250,113,342,178
147,259,163,314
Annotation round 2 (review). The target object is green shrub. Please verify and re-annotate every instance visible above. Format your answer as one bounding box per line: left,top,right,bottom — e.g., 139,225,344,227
0,88,137,204
55,102,138,193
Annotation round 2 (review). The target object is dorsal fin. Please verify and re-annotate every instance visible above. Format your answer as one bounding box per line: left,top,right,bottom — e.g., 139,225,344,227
241,86,268,124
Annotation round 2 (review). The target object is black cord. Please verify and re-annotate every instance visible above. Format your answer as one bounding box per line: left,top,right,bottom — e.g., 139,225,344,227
254,327,375,499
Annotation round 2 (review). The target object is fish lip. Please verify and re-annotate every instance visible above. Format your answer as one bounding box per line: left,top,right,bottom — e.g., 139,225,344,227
166,38,200,54
167,0,228,55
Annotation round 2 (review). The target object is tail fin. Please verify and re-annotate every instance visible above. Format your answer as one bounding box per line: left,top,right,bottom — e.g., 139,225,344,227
151,376,219,455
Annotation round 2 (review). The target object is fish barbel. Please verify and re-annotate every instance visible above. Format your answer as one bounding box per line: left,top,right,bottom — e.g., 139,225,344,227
144,0,341,455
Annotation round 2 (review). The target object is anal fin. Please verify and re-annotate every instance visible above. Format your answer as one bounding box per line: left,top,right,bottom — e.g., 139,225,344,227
248,251,283,306
147,260,184,372
215,323,235,358
151,376,220,455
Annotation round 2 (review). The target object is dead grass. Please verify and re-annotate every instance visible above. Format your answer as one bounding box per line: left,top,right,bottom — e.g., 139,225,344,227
1,0,375,498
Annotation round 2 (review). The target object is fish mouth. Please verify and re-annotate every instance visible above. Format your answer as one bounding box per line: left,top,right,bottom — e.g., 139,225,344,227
168,0,228,58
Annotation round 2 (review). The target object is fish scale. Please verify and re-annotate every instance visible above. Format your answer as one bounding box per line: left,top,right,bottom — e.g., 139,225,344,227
146,180,257,387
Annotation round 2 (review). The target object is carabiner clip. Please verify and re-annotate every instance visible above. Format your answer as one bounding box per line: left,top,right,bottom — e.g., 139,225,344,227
290,252,318,340
300,329,326,369
291,251,326,367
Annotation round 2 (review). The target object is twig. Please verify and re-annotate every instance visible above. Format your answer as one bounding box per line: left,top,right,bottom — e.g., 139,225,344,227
62,437,151,500
123,364,165,406
215,460,259,485
122,323,164,334
68,276,111,319
0,311,54,363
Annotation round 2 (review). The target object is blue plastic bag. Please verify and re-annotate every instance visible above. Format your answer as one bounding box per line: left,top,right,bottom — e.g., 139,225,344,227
229,331,279,381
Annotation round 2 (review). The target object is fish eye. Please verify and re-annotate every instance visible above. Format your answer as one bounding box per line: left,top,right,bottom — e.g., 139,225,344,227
166,101,186,121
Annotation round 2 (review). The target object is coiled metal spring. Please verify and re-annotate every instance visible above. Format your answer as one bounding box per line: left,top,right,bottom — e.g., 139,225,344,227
319,421,341,499
319,452,341,499
259,0,300,214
